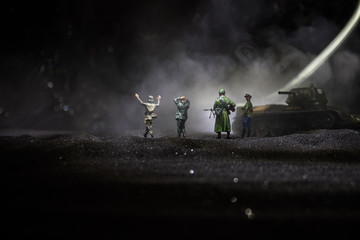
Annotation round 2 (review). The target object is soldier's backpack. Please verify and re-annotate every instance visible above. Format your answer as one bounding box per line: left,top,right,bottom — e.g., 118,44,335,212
214,97,224,116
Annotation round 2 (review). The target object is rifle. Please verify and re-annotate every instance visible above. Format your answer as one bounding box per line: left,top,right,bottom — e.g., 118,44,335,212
203,108,215,119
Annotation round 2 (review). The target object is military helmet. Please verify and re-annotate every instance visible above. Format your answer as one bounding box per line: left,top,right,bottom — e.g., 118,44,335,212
148,95,154,102
219,89,225,94
244,94,252,98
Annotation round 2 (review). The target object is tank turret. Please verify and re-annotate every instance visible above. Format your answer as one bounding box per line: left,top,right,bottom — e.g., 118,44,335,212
278,84,328,109
232,84,360,137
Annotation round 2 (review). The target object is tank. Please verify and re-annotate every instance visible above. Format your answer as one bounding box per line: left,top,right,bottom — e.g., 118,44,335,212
233,84,360,137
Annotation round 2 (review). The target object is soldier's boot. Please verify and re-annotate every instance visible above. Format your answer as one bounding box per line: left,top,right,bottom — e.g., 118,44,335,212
183,131,186,137
247,128,251,137
217,132,221,139
144,132,148,138
151,134,154,138
178,132,181,138
241,128,246,138
226,131,230,139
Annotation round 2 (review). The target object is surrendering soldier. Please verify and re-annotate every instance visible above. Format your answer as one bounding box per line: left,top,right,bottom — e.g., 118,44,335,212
173,96,190,137
213,89,236,139
135,93,161,138
241,93,253,138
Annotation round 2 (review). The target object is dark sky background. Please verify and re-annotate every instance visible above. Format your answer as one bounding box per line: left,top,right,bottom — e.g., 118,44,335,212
0,0,359,135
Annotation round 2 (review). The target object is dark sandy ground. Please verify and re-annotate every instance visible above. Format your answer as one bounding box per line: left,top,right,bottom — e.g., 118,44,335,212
1,129,360,239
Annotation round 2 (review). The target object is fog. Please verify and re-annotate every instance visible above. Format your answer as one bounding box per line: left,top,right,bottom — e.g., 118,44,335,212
0,0,359,136
128,0,360,135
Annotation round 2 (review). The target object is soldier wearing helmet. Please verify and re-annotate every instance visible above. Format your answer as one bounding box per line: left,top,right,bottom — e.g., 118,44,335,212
213,88,236,139
173,96,190,137
241,93,253,138
135,93,161,138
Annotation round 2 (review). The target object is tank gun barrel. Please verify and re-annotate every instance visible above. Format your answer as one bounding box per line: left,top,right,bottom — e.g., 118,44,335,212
278,91,293,95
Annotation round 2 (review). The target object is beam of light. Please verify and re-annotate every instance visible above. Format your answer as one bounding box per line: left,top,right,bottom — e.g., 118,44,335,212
267,0,360,100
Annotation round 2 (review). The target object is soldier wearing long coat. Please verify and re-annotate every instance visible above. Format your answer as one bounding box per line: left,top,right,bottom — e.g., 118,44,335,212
135,93,161,138
213,89,236,139
173,96,190,137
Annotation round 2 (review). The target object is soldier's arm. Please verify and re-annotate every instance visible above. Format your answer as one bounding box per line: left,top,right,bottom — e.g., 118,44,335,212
135,93,146,105
138,98,146,105
243,102,249,113
173,97,180,104
156,95,161,106
230,98,236,107
249,102,253,112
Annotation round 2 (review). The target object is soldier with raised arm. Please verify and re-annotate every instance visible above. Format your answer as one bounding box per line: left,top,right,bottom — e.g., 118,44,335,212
173,96,190,137
135,93,161,138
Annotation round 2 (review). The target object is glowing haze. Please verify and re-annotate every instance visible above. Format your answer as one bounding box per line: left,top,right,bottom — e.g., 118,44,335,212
267,0,360,101
0,0,359,135
131,1,360,136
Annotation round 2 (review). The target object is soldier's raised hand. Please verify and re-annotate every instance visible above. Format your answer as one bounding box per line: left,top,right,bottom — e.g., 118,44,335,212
135,93,139,99
157,95,161,100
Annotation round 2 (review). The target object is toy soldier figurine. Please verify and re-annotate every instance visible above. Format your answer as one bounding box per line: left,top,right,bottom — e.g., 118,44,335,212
173,96,190,137
135,93,161,138
241,93,253,138
213,89,236,139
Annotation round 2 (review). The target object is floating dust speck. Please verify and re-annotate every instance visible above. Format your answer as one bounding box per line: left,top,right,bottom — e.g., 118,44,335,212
264,180,269,186
245,208,255,220
47,81,54,88
189,169,194,175
230,197,237,203
233,177,239,183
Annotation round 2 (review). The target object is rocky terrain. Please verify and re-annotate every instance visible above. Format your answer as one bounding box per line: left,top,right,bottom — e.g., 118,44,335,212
1,129,360,239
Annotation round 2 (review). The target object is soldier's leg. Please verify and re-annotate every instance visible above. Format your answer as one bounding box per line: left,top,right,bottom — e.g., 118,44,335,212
247,118,252,137
217,132,221,139
181,120,186,137
145,121,153,137
241,128,246,138
177,120,181,137
226,131,230,139
180,120,184,132
246,127,251,137
144,118,149,137
247,128,251,137
144,126,148,138
241,116,247,138
148,121,154,137
144,123,148,137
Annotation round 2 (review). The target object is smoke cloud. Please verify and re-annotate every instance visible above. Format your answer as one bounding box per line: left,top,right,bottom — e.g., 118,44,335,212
1,0,359,136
